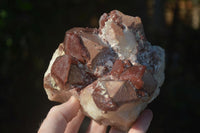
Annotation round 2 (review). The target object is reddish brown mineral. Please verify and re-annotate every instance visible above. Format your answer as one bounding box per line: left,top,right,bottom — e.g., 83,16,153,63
43,10,165,131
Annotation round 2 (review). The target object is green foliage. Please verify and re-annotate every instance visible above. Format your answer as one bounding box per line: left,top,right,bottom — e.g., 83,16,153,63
0,9,7,18
0,9,7,28
16,0,33,11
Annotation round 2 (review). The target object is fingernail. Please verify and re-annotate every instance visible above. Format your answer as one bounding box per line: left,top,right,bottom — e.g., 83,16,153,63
68,96,79,104
68,96,75,103
143,109,153,121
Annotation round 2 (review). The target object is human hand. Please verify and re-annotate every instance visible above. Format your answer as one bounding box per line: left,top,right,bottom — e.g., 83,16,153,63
38,96,153,133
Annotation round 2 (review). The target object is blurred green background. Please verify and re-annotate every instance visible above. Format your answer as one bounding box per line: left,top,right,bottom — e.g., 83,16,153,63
0,0,200,132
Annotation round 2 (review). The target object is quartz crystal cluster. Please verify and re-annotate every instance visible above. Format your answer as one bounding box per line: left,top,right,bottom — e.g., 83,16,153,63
43,10,165,131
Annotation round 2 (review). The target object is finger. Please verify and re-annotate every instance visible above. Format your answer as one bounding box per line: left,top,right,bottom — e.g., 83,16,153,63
64,110,85,133
128,109,153,133
38,96,80,133
109,127,125,133
86,120,107,133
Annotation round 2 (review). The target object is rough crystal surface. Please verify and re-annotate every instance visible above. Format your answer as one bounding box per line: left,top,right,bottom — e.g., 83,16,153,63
43,10,165,131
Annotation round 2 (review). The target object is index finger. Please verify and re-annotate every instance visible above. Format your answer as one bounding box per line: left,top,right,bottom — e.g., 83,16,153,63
128,109,153,133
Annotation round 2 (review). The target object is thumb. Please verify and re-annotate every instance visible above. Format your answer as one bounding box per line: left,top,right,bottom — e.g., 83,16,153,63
38,96,80,133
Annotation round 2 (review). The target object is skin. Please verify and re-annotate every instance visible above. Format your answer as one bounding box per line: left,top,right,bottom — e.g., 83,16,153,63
38,96,153,133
